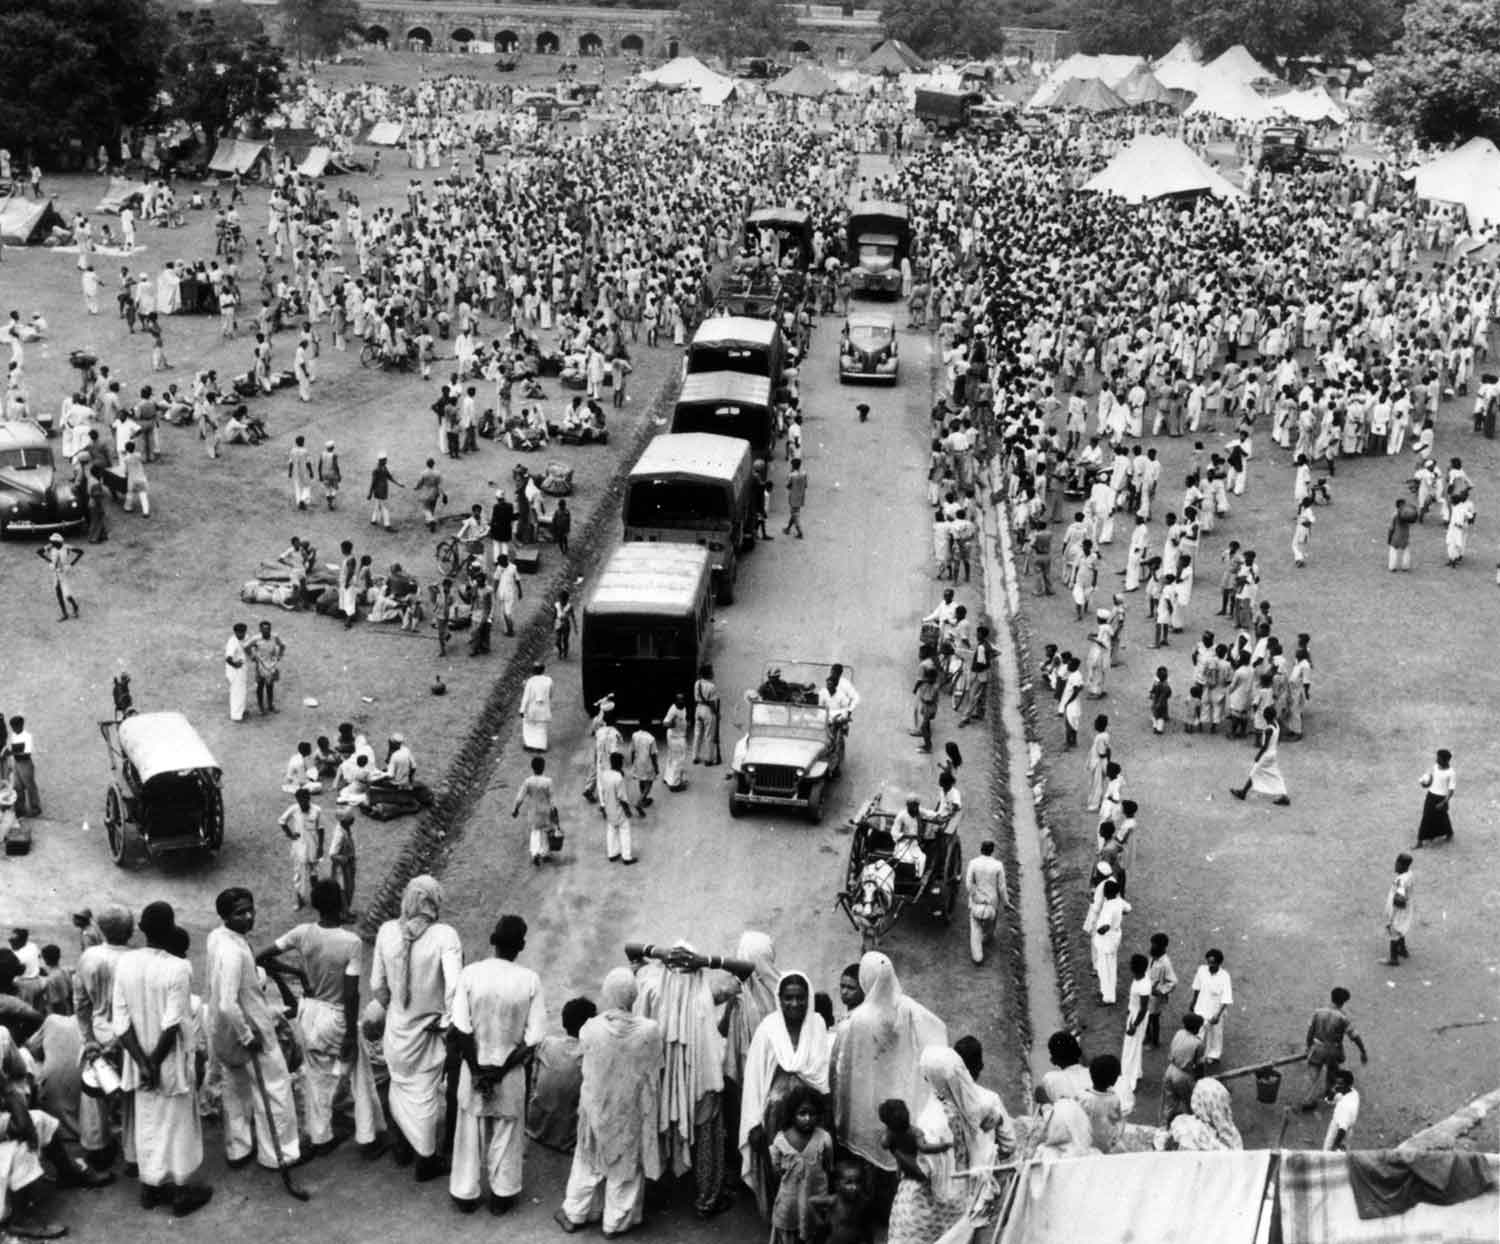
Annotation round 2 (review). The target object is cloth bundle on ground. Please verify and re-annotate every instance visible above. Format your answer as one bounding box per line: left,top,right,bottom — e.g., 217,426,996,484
539,462,574,495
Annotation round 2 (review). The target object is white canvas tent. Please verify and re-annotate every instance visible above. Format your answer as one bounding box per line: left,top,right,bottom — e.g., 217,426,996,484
1081,134,1241,203
1154,58,1209,94
1185,78,1277,122
0,197,68,245
1275,85,1348,124
1407,137,1500,225
1207,43,1275,84
207,138,267,175
1156,38,1200,67
1047,52,1146,89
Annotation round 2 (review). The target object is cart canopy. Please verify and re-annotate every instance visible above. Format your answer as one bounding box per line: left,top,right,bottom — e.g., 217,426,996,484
117,711,220,783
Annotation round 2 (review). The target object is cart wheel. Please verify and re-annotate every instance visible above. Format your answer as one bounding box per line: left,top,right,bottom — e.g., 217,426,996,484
203,785,224,852
717,561,736,606
806,781,825,824
359,341,377,369
942,836,963,918
104,787,126,865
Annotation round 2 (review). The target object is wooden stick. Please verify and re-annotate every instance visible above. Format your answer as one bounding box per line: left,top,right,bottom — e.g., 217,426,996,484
1211,1052,1304,1082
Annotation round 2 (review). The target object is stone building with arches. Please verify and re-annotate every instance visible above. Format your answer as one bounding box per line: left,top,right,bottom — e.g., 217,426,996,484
358,2,894,63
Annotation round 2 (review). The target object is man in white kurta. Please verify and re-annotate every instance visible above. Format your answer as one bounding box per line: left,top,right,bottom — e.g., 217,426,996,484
1189,951,1234,1065
519,664,553,752
262,880,361,1150
73,903,134,1166
449,916,546,1211
206,889,301,1169
111,902,211,1213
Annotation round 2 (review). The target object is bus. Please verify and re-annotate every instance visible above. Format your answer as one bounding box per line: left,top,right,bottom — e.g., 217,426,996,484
686,315,786,386
581,544,715,727
624,433,755,604
670,372,776,459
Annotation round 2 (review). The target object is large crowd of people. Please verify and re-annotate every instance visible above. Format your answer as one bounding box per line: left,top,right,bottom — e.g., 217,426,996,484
0,46,1493,1244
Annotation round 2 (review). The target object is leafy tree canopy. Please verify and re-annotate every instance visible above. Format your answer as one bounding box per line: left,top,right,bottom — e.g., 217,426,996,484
0,0,168,157
280,0,364,62
1371,0,1500,143
881,0,1009,59
163,5,288,144
1074,0,1403,63
677,0,786,65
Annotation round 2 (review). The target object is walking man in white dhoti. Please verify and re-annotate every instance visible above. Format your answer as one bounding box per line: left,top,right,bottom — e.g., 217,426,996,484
113,901,213,1216
449,915,546,1215
258,880,361,1154
555,968,664,1237
519,663,553,751
224,623,249,721
206,887,302,1172
371,875,463,1180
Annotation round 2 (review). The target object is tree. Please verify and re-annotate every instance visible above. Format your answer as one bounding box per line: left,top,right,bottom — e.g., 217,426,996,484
0,0,168,160
1372,0,1500,143
1073,0,1184,56
1183,0,1403,62
163,7,287,145
280,0,363,62
677,0,785,64
880,0,1009,59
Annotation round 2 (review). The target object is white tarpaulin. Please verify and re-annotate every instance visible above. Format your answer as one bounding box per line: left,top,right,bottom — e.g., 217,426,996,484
207,139,266,175
998,1151,1273,1244
1081,134,1242,202
299,146,332,176
365,120,405,146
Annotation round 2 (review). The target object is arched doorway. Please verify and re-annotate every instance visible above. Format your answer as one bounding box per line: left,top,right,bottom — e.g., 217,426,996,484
621,33,644,55
496,30,519,52
450,27,475,47
365,23,389,45
579,32,603,56
407,26,432,49
536,30,559,53
666,37,679,58
789,39,813,57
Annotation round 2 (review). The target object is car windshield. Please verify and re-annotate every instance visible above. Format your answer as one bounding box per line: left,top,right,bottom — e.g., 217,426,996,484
751,702,826,731
848,323,892,345
858,242,896,270
0,447,50,470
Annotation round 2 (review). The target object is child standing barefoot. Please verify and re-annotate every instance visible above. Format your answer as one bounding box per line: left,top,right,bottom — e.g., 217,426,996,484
809,1160,874,1244
1149,666,1172,735
769,1089,833,1244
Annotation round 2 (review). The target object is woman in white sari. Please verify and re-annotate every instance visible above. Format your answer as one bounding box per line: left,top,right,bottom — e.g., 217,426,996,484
370,875,463,1178
738,970,831,1218
830,952,947,1173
